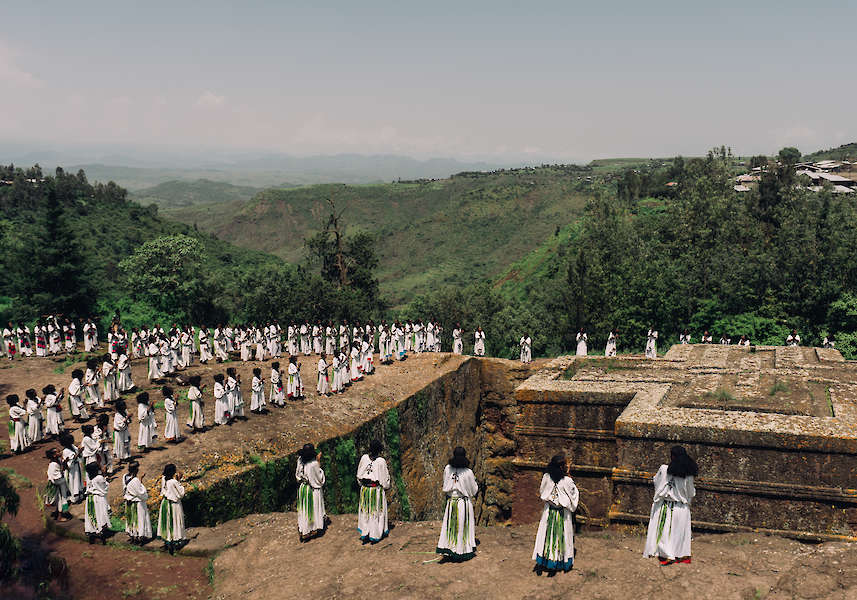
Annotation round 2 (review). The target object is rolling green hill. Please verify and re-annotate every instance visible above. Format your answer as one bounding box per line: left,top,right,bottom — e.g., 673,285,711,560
164,166,596,306
802,142,857,162
129,179,262,209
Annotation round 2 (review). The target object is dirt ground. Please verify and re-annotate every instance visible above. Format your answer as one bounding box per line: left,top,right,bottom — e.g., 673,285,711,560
208,513,857,600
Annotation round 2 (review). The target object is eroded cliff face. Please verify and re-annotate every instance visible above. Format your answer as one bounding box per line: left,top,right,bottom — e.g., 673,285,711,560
182,357,528,527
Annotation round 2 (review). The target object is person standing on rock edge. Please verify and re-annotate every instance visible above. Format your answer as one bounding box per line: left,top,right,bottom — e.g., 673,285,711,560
520,334,532,364
576,328,588,356
532,454,578,575
474,327,486,357
296,443,328,542
645,328,658,359
452,324,463,355
357,440,391,544
643,445,697,566
436,447,479,562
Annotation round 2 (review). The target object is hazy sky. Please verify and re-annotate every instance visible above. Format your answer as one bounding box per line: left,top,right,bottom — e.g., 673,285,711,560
1,1,855,162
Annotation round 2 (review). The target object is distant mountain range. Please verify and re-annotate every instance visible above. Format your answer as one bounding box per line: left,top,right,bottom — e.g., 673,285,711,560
2,149,509,189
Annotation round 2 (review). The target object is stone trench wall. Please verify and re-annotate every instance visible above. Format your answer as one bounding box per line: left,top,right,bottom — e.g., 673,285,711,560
182,357,527,527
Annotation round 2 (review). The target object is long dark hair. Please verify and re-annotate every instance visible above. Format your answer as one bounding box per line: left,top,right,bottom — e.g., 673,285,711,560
546,453,567,483
298,443,316,463
448,446,469,469
667,445,698,478
369,440,383,460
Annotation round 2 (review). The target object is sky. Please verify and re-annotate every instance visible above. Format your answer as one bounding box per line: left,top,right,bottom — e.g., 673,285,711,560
1,0,855,164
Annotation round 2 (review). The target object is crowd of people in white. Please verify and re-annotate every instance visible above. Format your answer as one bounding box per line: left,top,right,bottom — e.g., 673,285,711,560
1,313,828,561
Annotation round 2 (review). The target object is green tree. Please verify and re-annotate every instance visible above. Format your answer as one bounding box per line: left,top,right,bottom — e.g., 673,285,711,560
118,234,205,319
778,146,801,166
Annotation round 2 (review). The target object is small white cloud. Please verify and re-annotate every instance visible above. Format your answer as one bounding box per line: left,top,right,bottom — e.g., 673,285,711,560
195,91,225,108
0,41,43,89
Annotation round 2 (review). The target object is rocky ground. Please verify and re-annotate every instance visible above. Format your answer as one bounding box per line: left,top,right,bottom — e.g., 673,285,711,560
207,513,857,600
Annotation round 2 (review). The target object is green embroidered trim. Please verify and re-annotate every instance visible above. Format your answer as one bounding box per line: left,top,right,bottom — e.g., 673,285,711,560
359,486,382,515
299,482,314,528
8,420,14,436
544,506,566,560
159,499,173,537
655,502,673,544
86,495,97,527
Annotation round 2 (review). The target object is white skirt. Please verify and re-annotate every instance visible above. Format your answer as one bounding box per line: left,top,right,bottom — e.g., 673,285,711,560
125,499,153,538
9,420,29,452
643,499,692,560
157,499,186,542
164,413,179,440
84,494,110,534
436,495,476,559
113,429,131,460
358,485,388,542
532,503,574,571
297,482,326,536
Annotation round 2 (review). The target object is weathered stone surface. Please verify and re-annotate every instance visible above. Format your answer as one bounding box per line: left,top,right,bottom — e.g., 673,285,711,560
512,345,857,541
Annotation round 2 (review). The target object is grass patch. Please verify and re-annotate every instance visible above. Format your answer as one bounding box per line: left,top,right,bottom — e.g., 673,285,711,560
704,388,737,403
768,379,789,396
109,515,125,532
205,557,215,586
0,467,32,489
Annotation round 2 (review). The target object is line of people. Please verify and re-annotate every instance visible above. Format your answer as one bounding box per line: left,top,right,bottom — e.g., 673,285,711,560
294,441,698,573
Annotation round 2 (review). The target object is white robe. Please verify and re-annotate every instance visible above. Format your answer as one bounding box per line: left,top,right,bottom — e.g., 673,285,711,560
474,331,485,356
187,386,205,429
113,413,131,460
645,330,658,359
68,378,89,420
296,458,326,536
251,375,266,411
643,464,695,560
46,461,70,513
8,405,29,451
102,362,118,402
157,477,187,542
576,333,588,356
287,363,303,399
147,343,162,380
605,333,617,357
350,347,362,381
317,359,329,395
62,445,84,501
84,475,110,534
163,397,179,440
26,397,43,443
436,465,478,559
124,475,153,539
137,403,154,448
452,329,463,354
45,393,64,435
214,381,229,424
532,473,578,571
357,455,391,542
520,336,532,364
270,369,284,406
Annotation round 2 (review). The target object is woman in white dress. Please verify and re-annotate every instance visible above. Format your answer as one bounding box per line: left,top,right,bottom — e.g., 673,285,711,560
575,329,588,356
136,393,154,451
452,325,463,355
250,367,266,413
84,462,110,544
520,335,532,364
45,448,72,521
60,433,84,503
147,340,162,381
113,400,131,464
83,358,101,409
198,327,213,363
7,394,30,453
436,447,478,562
162,386,179,442
117,351,134,392
157,463,187,554
213,373,229,424
68,369,89,422
25,388,44,443
643,446,697,565
679,329,691,345
296,443,327,541
605,328,618,357
102,356,118,404
43,385,64,437
474,327,485,357
645,328,658,359
786,329,800,346
270,362,285,407
186,375,205,431
123,462,152,544
357,440,391,543
317,355,330,397
532,454,579,574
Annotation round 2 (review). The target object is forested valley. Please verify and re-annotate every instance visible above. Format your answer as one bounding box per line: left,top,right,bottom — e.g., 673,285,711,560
2,145,857,359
